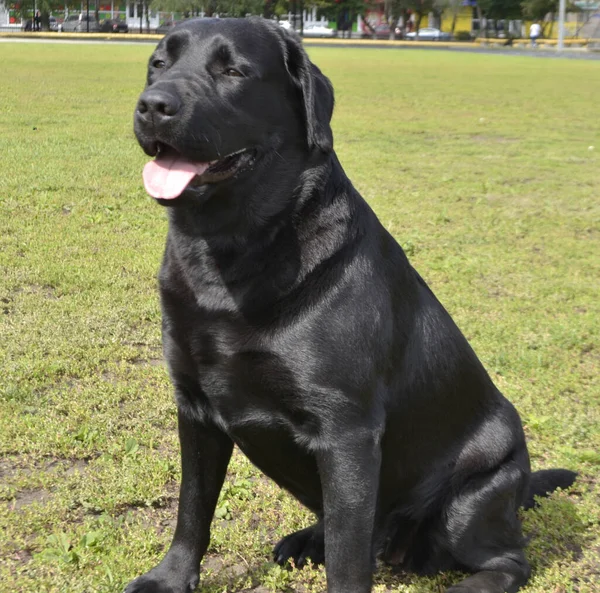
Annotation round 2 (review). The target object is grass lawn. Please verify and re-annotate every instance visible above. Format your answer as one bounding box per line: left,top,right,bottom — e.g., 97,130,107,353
0,42,599,593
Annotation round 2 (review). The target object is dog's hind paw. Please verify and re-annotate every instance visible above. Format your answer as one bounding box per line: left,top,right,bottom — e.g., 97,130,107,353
273,522,325,568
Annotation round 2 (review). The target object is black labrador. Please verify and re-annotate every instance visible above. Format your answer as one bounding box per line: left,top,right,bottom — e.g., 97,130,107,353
126,17,576,593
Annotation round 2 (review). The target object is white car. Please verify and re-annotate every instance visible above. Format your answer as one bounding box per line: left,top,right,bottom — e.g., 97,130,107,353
61,13,99,32
302,24,335,38
405,27,452,41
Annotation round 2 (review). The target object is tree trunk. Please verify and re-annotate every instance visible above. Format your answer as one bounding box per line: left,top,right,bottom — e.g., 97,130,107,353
546,15,555,38
263,0,272,19
41,10,50,31
475,4,485,39
402,9,409,39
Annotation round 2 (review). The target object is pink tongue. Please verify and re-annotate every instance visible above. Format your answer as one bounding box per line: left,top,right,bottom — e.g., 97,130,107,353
143,157,210,200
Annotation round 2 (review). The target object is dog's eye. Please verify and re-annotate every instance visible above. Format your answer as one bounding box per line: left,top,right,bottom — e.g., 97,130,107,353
224,68,243,78
152,59,166,69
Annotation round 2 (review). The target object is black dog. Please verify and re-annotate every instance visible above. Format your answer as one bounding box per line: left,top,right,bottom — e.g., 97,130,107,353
126,18,576,593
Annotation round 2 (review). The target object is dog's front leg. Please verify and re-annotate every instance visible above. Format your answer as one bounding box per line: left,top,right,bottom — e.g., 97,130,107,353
316,432,381,593
125,409,233,593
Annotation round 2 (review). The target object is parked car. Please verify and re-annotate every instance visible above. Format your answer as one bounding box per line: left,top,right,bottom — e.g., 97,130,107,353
61,13,100,32
302,24,335,38
373,24,392,39
49,16,59,31
362,23,403,40
156,20,182,34
100,18,128,33
405,27,452,41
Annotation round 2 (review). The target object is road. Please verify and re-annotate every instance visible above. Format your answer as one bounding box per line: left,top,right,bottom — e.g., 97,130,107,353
1,34,599,60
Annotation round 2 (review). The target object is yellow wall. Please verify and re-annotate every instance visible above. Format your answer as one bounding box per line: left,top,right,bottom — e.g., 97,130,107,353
436,7,474,34
435,9,582,40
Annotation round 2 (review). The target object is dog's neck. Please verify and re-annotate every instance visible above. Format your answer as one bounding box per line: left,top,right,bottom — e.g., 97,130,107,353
161,151,366,321
165,149,343,246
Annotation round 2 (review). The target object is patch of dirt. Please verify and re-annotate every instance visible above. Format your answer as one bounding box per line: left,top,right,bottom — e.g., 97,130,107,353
0,456,88,488
12,283,59,300
202,555,226,574
570,545,600,591
121,500,178,535
130,357,166,368
579,343,598,362
64,459,89,476
4,548,34,572
0,457,19,480
1,295,12,315
117,482,180,533
470,134,517,144
8,488,50,509
1,456,91,515
200,555,270,593
101,370,120,384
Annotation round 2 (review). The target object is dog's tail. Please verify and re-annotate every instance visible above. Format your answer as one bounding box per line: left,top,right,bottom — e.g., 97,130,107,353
523,469,577,510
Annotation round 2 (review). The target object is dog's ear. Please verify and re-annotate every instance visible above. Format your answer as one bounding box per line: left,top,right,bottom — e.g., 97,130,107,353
276,28,334,153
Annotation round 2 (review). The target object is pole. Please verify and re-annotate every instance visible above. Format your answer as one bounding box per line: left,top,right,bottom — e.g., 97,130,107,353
86,0,89,32
558,0,566,51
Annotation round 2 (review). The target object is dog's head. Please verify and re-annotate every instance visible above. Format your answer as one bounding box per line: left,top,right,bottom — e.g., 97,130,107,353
134,18,334,203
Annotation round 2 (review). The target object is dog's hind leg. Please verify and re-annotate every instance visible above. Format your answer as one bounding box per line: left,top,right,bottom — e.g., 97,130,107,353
274,521,325,567
442,458,531,593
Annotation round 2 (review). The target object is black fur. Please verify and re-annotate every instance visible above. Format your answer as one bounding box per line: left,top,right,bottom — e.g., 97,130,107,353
523,469,578,510
125,18,576,593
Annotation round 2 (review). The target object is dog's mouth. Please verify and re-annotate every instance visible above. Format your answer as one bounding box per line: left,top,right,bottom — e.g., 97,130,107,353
142,144,254,200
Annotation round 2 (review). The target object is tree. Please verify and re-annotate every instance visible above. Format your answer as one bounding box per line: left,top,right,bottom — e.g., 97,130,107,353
471,0,524,38
434,0,463,34
407,0,435,36
486,0,523,20
337,0,372,36
149,0,216,17
34,0,65,30
150,0,264,18
521,0,557,20
383,0,407,38
521,0,580,36
521,0,556,35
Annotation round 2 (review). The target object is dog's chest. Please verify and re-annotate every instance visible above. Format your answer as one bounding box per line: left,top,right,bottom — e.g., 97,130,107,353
175,320,319,442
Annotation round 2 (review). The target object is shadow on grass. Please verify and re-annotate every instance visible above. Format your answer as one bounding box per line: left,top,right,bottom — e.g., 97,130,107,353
523,492,587,572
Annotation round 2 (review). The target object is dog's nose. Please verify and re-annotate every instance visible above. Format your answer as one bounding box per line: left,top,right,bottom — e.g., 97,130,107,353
137,90,181,121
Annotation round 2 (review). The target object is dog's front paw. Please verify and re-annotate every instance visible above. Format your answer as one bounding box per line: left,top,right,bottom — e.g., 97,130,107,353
124,567,199,593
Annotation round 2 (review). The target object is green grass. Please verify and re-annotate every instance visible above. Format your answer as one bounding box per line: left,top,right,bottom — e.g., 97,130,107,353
0,43,599,593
